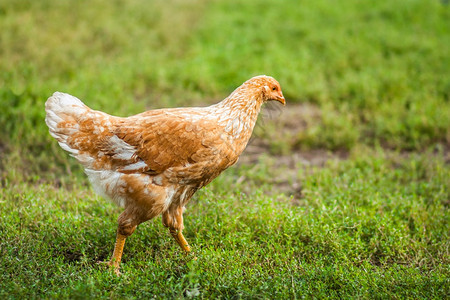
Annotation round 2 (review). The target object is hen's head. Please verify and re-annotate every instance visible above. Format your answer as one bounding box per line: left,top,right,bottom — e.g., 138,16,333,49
242,75,285,106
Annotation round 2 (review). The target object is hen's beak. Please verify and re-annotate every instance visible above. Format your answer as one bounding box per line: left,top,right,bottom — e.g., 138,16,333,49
275,95,286,106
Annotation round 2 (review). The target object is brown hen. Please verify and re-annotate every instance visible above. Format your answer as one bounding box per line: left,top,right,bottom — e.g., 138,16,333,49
45,75,285,274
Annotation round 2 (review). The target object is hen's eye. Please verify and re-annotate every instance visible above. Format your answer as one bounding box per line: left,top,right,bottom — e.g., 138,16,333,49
272,87,276,91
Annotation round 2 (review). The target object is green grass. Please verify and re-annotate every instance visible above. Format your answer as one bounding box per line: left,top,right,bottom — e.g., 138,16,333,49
0,0,449,298
1,150,448,298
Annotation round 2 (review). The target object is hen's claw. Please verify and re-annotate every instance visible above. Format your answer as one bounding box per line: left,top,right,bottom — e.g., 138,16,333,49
170,229,191,253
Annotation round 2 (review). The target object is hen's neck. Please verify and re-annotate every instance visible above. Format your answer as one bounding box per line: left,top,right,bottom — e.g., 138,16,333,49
213,90,264,141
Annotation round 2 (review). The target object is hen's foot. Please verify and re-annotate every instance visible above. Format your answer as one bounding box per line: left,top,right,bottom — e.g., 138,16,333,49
97,260,121,276
169,229,191,253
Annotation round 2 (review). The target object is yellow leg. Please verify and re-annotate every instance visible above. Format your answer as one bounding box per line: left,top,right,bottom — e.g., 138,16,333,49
108,232,127,275
169,229,191,253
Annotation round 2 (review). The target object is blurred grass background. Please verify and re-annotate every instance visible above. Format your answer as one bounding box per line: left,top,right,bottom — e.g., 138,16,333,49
0,0,449,298
1,0,448,182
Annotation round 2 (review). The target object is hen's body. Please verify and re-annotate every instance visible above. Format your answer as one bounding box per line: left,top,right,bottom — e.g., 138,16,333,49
45,75,285,274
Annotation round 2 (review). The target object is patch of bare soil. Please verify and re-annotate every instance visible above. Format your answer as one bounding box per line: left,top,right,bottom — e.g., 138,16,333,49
239,146,347,204
236,103,348,203
241,102,347,166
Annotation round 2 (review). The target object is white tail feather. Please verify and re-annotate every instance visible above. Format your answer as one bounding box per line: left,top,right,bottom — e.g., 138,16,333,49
45,92,88,156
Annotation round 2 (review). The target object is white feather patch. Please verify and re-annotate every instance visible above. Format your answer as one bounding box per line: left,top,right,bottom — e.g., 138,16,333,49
164,186,176,210
121,161,147,171
109,135,136,160
58,141,79,155
85,169,126,207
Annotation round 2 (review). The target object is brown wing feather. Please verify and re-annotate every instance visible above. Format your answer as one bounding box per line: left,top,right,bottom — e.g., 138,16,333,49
114,112,203,172
111,109,236,183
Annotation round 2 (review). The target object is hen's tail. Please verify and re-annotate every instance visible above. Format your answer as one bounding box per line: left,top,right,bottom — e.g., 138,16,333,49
45,92,91,156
